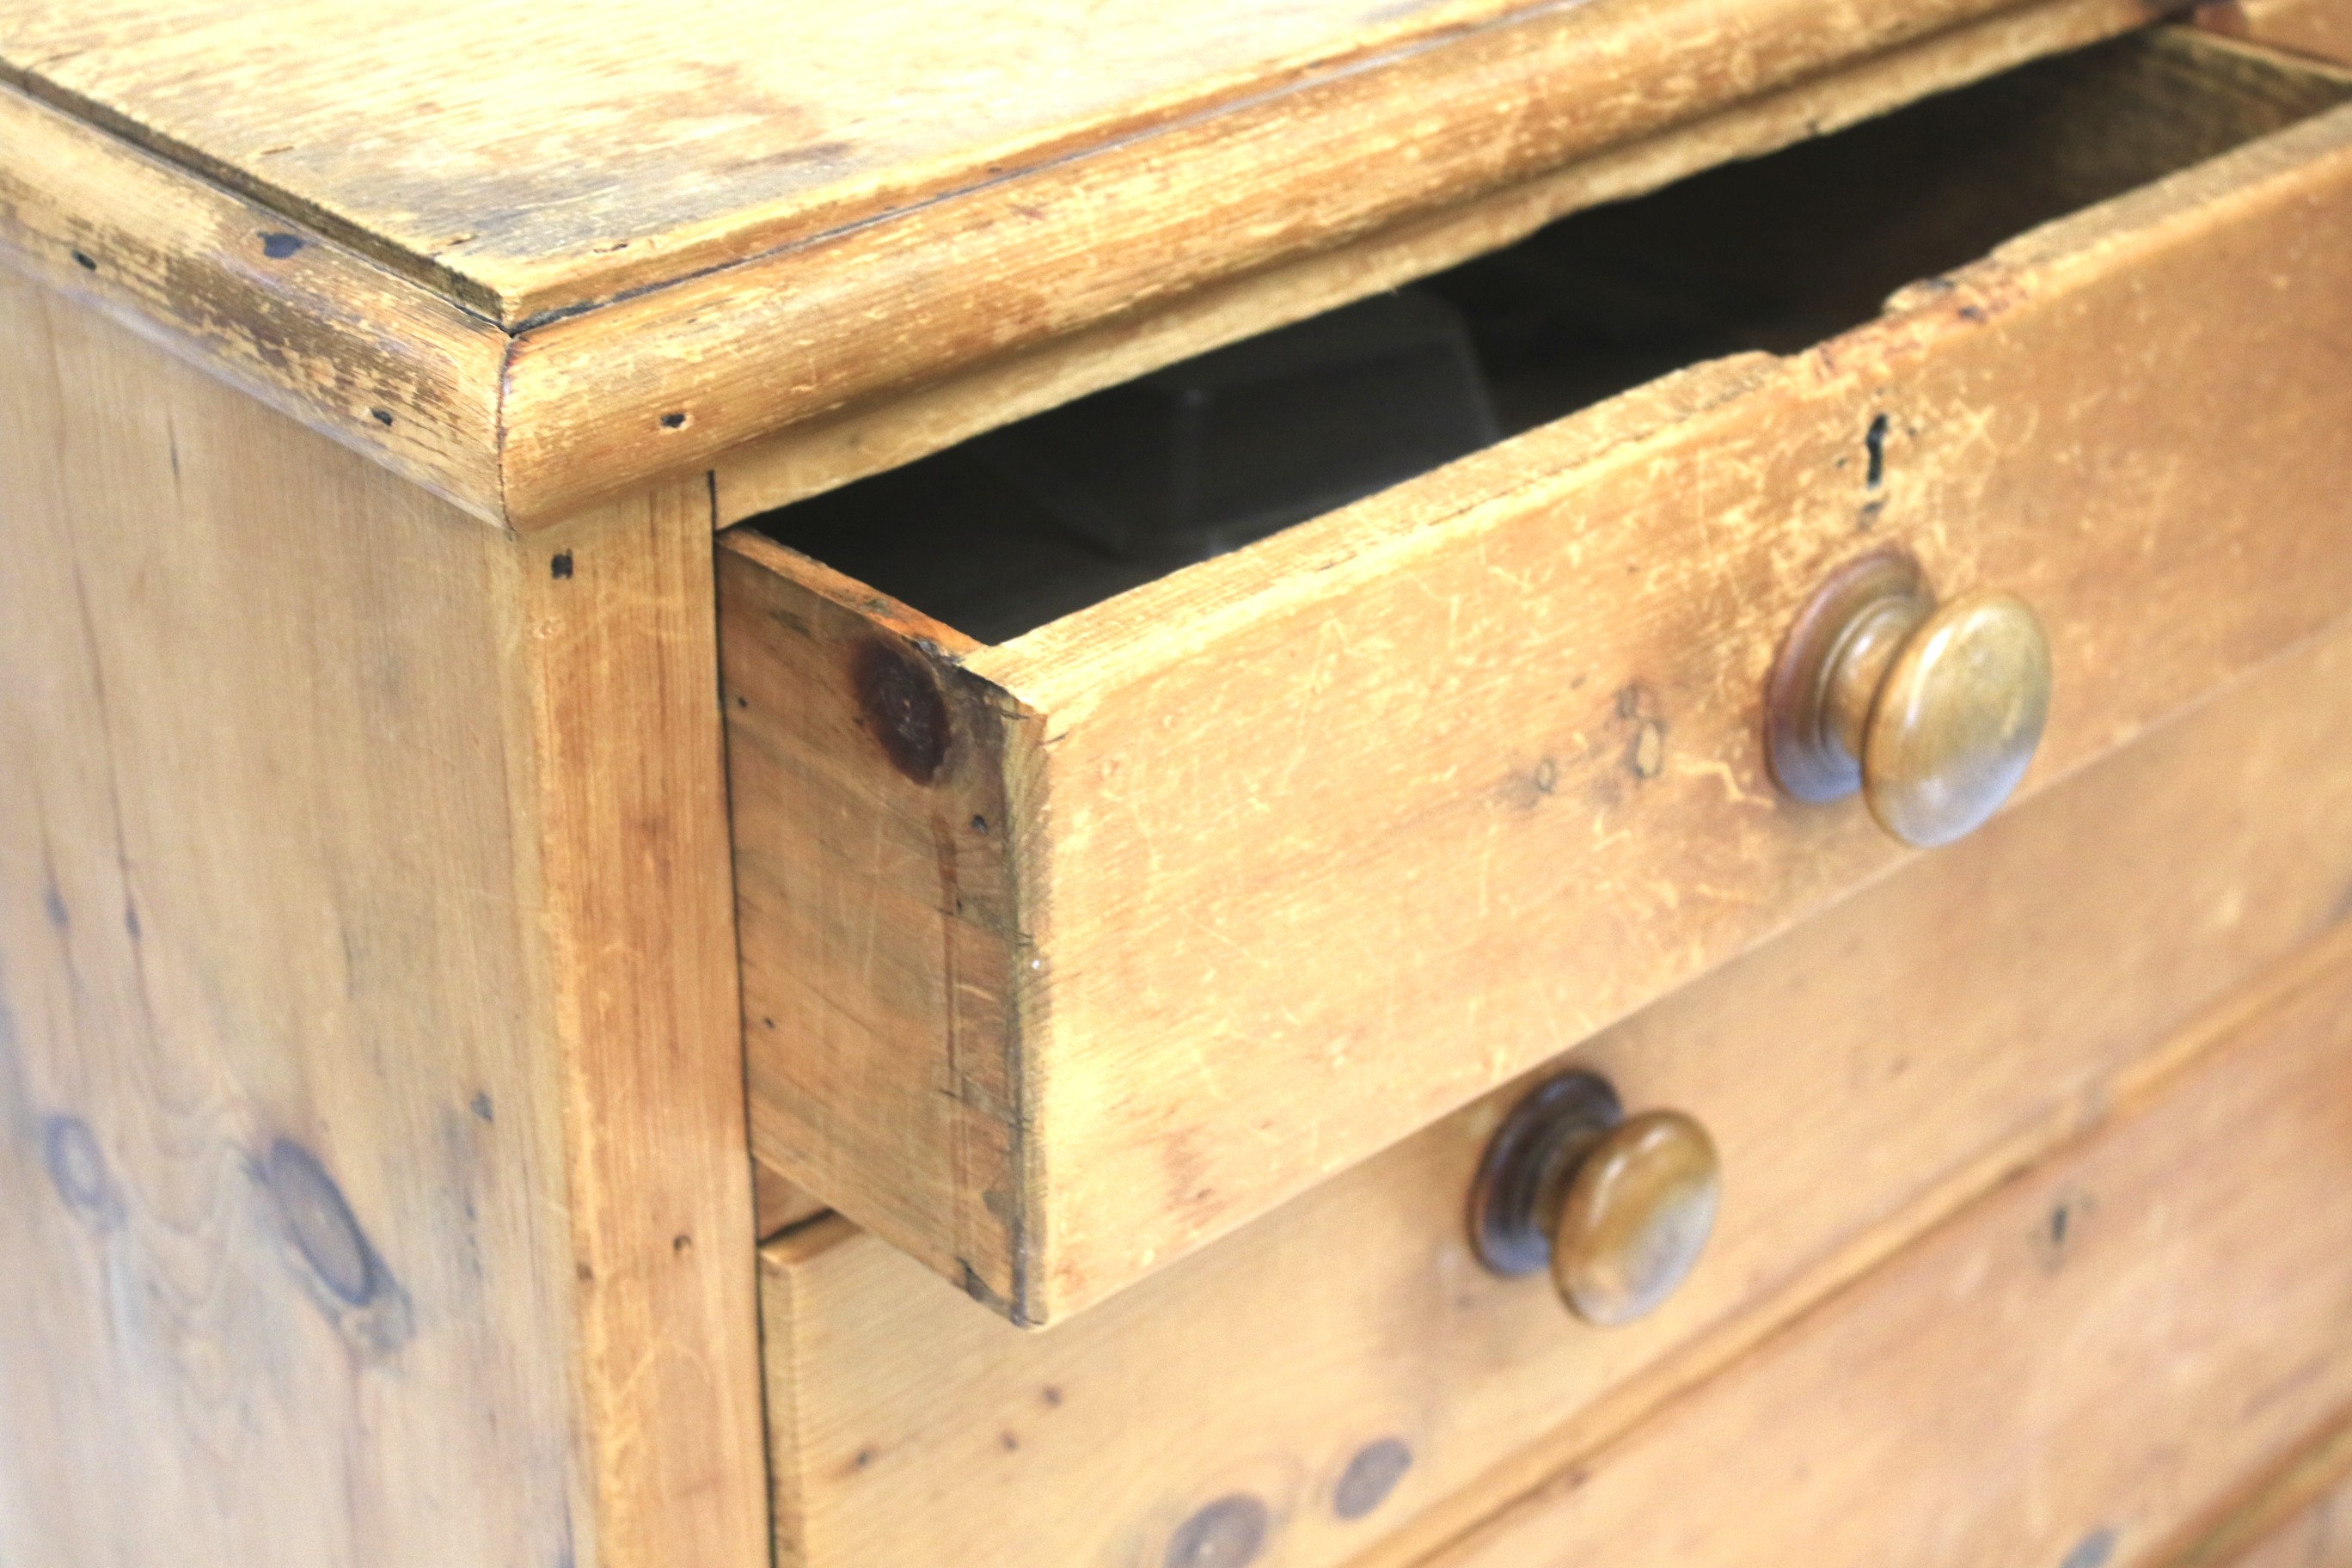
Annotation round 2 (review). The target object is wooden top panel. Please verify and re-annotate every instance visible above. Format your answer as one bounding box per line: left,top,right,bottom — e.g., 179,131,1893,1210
0,0,1531,324
0,0,2169,524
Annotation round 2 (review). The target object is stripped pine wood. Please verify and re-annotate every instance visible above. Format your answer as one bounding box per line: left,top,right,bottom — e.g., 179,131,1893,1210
707,0,2167,524
2155,1416,2352,1568
0,0,2179,525
723,52,2352,1320
511,493,772,1568
1406,921,2352,1568
754,1167,830,1240
0,252,580,1568
2202,0,2352,58
0,83,507,521
0,0,2134,323
756,616,2352,1568
498,0,2180,526
0,266,765,1566
2218,1488,2352,1568
0,0,1570,321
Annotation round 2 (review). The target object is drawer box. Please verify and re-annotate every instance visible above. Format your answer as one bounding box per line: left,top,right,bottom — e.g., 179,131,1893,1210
720,32,2352,1321
756,620,2352,1568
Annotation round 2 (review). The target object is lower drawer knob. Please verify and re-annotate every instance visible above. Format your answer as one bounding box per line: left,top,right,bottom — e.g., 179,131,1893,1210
1469,1071,1721,1326
1766,549,2053,848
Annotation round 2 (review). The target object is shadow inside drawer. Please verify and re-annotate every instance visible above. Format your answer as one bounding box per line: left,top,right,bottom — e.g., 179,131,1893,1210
747,32,2349,645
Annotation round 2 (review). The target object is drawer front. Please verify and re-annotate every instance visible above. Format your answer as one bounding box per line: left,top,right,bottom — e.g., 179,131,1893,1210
1419,924,2352,1568
757,621,2352,1568
721,34,2352,1320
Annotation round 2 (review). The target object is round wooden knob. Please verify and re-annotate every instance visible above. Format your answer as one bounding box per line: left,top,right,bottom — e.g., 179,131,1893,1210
1469,1072,1722,1327
1765,551,2052,848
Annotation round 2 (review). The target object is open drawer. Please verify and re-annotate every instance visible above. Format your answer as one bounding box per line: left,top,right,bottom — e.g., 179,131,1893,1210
756,621,2352,1568
719,30,2352,1323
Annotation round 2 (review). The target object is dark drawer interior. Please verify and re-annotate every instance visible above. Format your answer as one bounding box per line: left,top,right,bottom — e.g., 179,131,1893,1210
742,31,2346,644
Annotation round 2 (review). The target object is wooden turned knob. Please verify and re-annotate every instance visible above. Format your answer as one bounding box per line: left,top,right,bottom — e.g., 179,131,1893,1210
1766,551,2052,848
1469,1072,1722,1327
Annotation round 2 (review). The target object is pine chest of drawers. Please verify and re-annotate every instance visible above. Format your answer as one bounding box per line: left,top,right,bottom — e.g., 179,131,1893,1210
3,4,2350,1566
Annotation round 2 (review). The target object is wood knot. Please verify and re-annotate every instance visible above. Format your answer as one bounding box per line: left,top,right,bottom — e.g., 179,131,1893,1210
852,639,951,785
43,1116,113,1219
1332,1438,1412,1520
1166,1494,1269,1568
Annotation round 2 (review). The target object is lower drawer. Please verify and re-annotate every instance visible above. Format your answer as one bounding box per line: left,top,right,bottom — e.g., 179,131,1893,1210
1422,920,2352,1568
759,617,2352,1568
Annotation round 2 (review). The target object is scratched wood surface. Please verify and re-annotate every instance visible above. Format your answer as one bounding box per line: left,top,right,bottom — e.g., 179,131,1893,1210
0,1,2176,525
706,0,2165,525
1405,919,2352,1568
0,265,766,1567
755,616,2352,1568
722,40,2352,1321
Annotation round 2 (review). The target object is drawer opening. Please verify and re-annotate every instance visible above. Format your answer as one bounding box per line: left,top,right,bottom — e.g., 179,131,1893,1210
722,19,2352,1326
740,30,2348,646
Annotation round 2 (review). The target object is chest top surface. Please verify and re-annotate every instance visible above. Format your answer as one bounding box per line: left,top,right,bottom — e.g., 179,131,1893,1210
0,0,1543,325
0,0,2113,527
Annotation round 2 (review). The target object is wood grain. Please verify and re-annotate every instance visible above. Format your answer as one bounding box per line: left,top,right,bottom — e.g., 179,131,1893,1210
2202,0,2352,60
0,268,766,1565
754,1166,830,1241
725,58,2352,1320
496,0,2177,525
0,0,1564,322
755,615,2352,1568
0,83,506,521
511,494,772,1568
2157,1415,2352,1568
720,537,1035,1317
0,0,2131,325
1410,919,2352,1568
708,0,2168,526
0,0,2180,526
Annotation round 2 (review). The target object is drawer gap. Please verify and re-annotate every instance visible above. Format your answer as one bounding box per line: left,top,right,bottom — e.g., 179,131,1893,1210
740,30,2348,645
